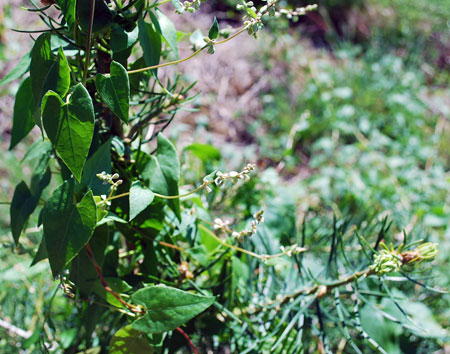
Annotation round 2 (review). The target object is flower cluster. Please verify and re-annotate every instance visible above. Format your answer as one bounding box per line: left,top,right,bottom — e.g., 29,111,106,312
277,5,318,19
213,218,231,233
96,172,123,206
231,210,265,241
96,171,123,188
280,244,306,257
237,0,275,37
236,1,318,37
176,0,205,13
212,209,265,242
214,163,256,187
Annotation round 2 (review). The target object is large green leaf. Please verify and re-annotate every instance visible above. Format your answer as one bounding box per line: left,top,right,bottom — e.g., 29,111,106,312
30,33,53,104
0,51,31,87
9,77,35,150
110,326,157,354
41,47,71,99
43,181,97,276
80,139,112,195
30,36,69,101
143,134,180,219
130,286,215,333
138,16,161,73
77,0,113,33
95,61,130,123
42,83,95,181
156,10,178,59
129,181,155,221
30,236,48,267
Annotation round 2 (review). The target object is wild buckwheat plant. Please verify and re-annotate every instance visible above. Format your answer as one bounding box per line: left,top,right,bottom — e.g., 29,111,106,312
2,0,445,352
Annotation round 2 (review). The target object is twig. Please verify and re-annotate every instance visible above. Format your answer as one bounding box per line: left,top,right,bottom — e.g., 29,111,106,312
85,243,144,314
0,319,31,339
175,327,198,354
278,268,375,306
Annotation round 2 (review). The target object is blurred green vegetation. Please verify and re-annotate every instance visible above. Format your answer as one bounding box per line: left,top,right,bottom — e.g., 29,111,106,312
0,0,448,351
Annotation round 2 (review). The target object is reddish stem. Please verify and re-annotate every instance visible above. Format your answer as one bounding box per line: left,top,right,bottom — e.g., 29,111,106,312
85,243,143,313
175,327,198,354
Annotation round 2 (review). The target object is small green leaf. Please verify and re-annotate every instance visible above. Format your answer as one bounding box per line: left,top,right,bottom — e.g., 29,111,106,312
129,181,155,221
9,77,35,150
156,10,178,58
130,286,215,333
208,17,219,40
42,84,95,181
95,61,130,123
56,0,76,30
0,51,31,87
43,181,97,276
143,134,180,219
138,17,162,74
110,326,156,354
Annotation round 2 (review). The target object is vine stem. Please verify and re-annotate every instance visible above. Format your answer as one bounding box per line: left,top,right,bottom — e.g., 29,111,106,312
126,25,249,76
197,223,306,261
105,180,215,202
82,0,96,85
85,243,144,314
175,327,198,354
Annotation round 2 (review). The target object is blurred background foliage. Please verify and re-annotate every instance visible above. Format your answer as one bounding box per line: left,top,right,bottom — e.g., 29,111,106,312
0,0,449,352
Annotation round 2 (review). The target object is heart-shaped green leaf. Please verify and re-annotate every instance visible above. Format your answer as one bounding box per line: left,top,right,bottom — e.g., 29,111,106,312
129,181,155,221
95,61,130,123
42,83,95,181
43,181,97,276
143,134,180,219
30,35,70,106
131,286,215,333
